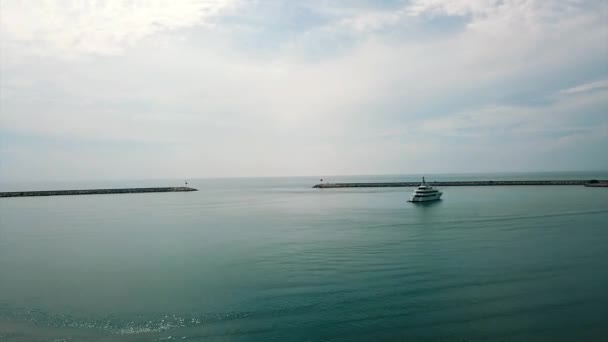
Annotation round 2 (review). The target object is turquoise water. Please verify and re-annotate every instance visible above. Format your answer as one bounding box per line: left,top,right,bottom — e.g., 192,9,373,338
1,173,608,341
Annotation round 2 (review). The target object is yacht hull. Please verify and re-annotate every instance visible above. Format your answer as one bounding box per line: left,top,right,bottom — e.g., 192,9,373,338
409,192,442,202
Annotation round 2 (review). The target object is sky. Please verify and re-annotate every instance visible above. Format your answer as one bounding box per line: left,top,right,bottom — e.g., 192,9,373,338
0,0,607,181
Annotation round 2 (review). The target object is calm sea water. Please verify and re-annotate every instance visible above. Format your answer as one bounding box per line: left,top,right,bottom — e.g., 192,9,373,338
1,172,608,341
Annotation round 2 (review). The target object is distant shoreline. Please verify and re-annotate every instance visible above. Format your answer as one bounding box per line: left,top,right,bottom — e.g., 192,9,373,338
0,187,198,198
313,180,608,188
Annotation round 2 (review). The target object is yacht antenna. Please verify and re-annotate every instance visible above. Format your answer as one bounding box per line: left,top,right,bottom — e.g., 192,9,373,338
422,176,426,185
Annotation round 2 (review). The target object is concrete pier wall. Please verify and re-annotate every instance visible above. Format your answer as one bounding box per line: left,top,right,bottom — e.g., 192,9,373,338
0,187,198,198
313,180,608,188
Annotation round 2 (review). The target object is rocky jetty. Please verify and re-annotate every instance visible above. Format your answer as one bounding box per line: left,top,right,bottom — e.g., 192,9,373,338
0,187,198,198
313,180,608,188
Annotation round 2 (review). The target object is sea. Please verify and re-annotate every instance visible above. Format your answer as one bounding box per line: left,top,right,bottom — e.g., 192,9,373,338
1,171,608,341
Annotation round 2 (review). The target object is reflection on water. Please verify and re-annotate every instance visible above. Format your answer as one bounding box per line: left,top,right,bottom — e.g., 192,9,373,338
409,199,443,207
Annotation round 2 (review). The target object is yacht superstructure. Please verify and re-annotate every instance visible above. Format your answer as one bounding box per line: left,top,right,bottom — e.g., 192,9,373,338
409,177,442,202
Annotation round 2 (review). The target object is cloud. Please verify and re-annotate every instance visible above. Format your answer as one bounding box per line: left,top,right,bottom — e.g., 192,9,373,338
1,0,607,179
560,79,608,96
0,0,239,57
416,79,608,140
407,0,505,17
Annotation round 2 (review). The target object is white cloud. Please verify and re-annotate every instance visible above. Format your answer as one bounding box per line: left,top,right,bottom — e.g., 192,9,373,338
407,0,504,18
1,1,607,179
0,0,238,56
560,79,608,96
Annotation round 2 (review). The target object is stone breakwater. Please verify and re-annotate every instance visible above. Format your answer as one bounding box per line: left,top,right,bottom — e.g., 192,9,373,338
313,180,608,188
585,183,608,187
0,187,198,198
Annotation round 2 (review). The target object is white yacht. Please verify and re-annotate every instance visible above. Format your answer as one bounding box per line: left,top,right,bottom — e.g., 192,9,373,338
409,177,442,202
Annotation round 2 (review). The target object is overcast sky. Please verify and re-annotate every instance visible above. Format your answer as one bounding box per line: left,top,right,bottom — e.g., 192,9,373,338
1,0,607,181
